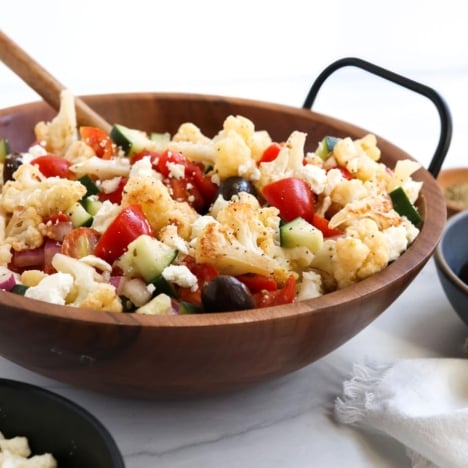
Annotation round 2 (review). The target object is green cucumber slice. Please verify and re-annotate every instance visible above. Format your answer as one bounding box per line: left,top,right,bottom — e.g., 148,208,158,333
110,124,151,156
280,217,323,253
118,235,177,283
315,136,339,160
68,202,93,227
389,186,422,227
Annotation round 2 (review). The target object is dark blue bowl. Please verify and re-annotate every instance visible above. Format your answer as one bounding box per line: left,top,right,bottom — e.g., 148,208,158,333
0,379,125,467
434,210,468,326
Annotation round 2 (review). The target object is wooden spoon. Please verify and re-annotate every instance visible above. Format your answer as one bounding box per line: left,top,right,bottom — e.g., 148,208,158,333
0,30,112,133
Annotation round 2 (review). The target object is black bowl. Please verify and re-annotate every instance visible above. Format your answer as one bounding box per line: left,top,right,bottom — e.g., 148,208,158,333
0,378,124,467
434,210,468,326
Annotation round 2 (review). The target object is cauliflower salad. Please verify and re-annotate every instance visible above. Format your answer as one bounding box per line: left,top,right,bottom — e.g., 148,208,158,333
0,90,423,314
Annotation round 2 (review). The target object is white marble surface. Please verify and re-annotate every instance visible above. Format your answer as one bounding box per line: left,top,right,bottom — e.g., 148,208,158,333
1,2,468,466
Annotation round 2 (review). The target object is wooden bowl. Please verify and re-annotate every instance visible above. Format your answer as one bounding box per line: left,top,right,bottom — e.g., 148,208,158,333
0,93,447,399
436,167,468,217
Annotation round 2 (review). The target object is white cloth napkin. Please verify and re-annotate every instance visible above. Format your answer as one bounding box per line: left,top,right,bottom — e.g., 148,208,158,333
335,357,468,468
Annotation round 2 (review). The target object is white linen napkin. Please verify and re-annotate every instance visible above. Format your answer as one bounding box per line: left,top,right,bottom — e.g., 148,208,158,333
335,357,468,468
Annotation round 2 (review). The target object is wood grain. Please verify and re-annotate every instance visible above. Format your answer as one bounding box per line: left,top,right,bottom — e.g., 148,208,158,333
0,93,447,399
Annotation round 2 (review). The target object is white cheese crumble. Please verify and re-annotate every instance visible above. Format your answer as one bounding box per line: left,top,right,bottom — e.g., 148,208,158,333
24,272,73,305
162,265,198,291
167,162,185,180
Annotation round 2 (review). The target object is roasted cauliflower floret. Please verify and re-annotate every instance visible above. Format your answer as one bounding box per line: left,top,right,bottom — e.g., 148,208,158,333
64,139,97,164
215,192,281,257
329,192,401,231
1,164,86,218
121,175,198,239
192,221,287,280
0,164,86,250
34,89,78,156
168,123,216,165
256,130,306,188
334,218,390,288
69,156,130,179
193,192,289,280
212,115,269,180
5,206,43,250
333,134,388,182
51,253,122,312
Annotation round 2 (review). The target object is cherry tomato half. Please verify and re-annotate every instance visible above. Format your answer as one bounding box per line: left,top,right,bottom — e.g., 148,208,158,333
62,227,100,259
252,275,296,308
258,142,283,165
311,213,342,238
80,127,114,159
94,205,153,264
262,177,315,224
30,154,71,178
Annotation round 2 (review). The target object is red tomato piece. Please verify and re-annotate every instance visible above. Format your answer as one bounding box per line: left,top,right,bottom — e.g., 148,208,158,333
169,178,206,213
253,275,296,308
156,149,218,212
311,213,342,237
80,126,114,159
130,150,161,165
336,165,354,180
155,149,187,177
61,227,100,259
177,256,219,306
258,142,283,165
98,177,128,205
262,177,315,223
30,154,71,178
94,205,153,264
236,273,278,293
187,164,218,203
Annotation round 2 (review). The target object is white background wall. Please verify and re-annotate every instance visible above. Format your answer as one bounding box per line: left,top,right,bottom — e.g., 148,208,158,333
1,0,467,168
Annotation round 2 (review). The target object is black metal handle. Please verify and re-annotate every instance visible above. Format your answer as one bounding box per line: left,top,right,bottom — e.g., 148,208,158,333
303,57,452,178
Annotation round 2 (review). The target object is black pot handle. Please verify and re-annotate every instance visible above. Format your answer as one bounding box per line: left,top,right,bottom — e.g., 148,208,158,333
303,57,452,178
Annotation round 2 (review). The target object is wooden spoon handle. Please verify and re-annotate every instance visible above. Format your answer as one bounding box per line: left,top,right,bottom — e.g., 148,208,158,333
0,30,112,133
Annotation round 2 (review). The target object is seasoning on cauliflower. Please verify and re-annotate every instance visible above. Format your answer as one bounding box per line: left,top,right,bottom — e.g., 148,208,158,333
0,164,86,250
192,193,288,280
121,175,199,239
1,164,86,218
333,134,386,182
256,130,306,189
334,218,390,288
34,89,77,156
168,122,217,164
212,115,269,180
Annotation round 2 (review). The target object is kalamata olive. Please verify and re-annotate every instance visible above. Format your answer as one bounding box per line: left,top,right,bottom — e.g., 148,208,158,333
3,152,23,182
216,176,257,201
202,275,255,312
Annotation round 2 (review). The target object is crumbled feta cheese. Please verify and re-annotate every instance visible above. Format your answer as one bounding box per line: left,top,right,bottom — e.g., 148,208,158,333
91,200,121,233
21,144,48,164
301,164,327,194
98,176,122,194
24,272,74,305
167,162,185,180
296,271,323,300
162,265,198,291
129,156,160,179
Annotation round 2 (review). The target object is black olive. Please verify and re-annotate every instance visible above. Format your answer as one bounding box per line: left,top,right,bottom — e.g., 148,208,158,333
3,152,23,182
202,275,255,312
216,176,257,201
